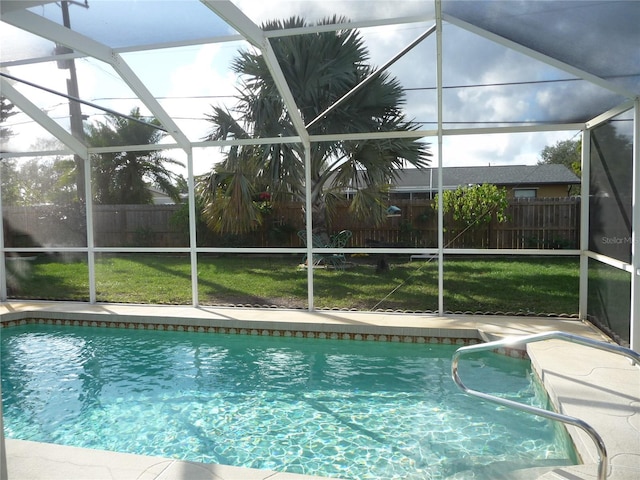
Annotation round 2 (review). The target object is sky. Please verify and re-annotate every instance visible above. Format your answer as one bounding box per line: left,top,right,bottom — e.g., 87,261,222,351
2,0,624,177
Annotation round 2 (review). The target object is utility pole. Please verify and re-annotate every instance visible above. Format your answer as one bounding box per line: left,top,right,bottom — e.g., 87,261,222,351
58,0,89,203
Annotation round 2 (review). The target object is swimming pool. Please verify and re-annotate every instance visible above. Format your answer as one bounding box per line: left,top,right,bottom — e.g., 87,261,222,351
1,324,577,479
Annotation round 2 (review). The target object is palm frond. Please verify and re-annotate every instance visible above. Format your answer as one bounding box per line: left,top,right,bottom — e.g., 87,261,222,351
196,150,266,234
85,108,184,205
349,185,390,226
203,107,250,141
202,15,432,235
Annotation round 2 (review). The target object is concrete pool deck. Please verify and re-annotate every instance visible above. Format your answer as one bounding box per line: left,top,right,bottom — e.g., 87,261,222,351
1,302,638,480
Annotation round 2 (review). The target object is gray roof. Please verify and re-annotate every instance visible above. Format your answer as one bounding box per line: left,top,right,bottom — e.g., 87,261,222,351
392,164,580,191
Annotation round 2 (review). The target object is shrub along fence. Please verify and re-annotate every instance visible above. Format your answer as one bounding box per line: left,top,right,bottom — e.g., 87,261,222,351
3,197,580,250
277,197,580,249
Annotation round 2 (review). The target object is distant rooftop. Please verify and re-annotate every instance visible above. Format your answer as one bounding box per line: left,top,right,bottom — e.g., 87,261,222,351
393,164,580,191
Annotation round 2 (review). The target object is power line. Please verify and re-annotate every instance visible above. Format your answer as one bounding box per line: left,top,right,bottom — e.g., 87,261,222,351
405,77,584,91
0,72,168,132
405,73,639,92
414,120,577,125
89,95,235,101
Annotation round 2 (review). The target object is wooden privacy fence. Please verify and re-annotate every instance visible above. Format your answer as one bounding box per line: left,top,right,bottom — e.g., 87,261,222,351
326,197,580,249
496,197,580,249
92,204,185,247
3,204,184,248
3,197,580,249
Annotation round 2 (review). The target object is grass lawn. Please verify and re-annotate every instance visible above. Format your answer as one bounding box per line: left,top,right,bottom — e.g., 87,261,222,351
7,254,579,315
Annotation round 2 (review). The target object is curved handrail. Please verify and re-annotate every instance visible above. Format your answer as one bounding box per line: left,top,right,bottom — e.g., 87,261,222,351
451,331,640,480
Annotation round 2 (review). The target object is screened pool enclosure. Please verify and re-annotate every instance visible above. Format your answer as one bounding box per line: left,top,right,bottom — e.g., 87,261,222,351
0,0,638,350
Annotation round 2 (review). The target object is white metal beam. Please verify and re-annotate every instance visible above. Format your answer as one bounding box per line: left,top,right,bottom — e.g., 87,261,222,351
304,144,314,311
0,1,54,15
631,98,640,351
443,124,585,136
586,100,635,130
84,151,96,303
2,9,114,63
0,150,73,158
201,0,309,144
1,77,88,158
110,57,192,152
194,136,301,149
264,14,436,39
0,159,5,303
579,129,590,320
199,0,265,48
443,13,637,100
436,0,444,315
584,251,635,274
186,150,199,307
310,130,438,142
2,9,192,152
0,119,590,160
0,34,245,69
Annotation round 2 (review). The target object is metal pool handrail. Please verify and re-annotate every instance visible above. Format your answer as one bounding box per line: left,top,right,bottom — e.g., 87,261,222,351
451,331,640,480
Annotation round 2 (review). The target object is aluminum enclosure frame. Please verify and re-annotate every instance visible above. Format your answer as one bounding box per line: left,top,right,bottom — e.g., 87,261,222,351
0,0,638,349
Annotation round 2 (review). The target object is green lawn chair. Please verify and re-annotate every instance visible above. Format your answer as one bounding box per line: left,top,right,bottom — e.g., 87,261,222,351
326,230,352,269
297,230,328,267
297,230,352,269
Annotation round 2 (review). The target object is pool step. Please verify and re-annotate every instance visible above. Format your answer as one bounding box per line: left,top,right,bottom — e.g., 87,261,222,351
444,459,575,480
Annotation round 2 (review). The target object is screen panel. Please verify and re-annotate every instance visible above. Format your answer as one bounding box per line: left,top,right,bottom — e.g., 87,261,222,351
443,254,579,316
197,253,308,309
6,253,89,301
94,252,191,304
2,154,87,248
26,0,235,49
588,112,634,263
587,258,631,346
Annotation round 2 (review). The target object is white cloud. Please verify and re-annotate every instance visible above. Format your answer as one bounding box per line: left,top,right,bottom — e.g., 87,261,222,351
231,0,430,27
170,44,236,98
163,43,239,141
441,130,580,167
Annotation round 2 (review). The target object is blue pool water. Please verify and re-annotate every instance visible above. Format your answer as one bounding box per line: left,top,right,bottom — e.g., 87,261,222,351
1,325,576,479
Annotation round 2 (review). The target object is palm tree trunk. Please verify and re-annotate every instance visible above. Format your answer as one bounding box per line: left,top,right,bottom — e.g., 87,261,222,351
311,193,331,245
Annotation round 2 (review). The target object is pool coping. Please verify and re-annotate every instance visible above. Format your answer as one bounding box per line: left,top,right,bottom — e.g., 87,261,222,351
0,301,597,350
1,302,638,480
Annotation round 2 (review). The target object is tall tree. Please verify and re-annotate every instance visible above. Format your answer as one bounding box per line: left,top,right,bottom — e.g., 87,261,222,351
538,138,581,174
199,16,430,237
85,108,184,204
538,138,581,195
1,96,20,203
6,139,76,206
0,96,18,141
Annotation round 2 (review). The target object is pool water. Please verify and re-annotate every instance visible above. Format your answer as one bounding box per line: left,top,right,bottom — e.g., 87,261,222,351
1,325,576,479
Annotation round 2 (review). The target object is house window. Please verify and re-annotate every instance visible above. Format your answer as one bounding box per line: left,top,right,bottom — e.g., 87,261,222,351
514,188,537,198
412,192,431,200
389,192,411,200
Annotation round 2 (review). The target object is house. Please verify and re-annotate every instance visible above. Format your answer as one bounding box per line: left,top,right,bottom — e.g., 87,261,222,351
389,164,580,200
148,186,188,205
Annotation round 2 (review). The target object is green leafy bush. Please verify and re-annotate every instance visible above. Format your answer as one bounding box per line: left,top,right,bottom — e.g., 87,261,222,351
436,184,509,247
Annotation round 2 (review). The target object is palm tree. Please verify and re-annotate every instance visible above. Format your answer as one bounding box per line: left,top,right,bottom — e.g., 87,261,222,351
1,96,20,205
0,95,18,140
199,16,430,238
86,107,184,204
